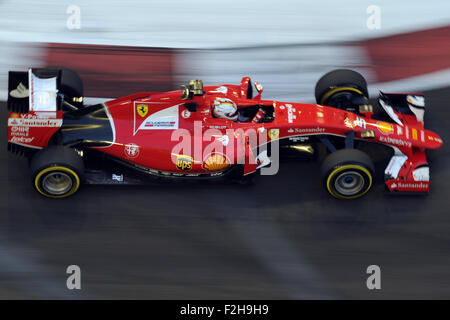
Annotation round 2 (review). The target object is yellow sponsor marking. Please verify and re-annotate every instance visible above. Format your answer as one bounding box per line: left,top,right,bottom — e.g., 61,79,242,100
412,128,418,140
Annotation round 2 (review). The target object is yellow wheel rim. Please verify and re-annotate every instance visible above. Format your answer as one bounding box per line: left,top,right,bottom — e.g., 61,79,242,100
326,164,372,199
320,86,365,105
35,166,80,198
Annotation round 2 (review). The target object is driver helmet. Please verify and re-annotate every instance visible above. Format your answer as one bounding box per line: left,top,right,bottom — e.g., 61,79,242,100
212,98,238,121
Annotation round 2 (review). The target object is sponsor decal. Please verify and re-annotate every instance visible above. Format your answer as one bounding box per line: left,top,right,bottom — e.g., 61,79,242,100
397,125,403,135
9,118,19,125
10,136,34,144
392,182,429,190
289,136,309,143
169,122,276,175
286,104,296,123
344,117,354,128
288,127,325,134
136,104,148,118
134,102,179,134
8,117,62,127
9,82,29,98
20,113,37,119
11,126,30,137
412,128,418,140
124,143,140,159
181,109,191,119
35,112,57,119
268,128,280,140
354,116,366,129
203,153,230,171
376,121,394,135
112,174,124,182
176,155,193,171
379,136,412,148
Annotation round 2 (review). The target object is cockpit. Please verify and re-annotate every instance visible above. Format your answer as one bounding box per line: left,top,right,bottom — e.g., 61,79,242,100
181,78,274,123
235,104,275,123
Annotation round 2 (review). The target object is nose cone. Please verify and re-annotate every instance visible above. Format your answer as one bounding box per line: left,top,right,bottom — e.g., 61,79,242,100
425,130,444,149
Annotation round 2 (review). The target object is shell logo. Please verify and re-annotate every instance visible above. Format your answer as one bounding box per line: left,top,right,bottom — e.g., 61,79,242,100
203,153,230,171
376,121,394,135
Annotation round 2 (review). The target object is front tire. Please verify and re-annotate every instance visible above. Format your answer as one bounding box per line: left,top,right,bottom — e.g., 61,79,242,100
315,69,368,111
321,148,374,199
30,146,84,198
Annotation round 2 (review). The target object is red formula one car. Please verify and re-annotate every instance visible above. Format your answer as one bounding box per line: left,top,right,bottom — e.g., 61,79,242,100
6,67,443,199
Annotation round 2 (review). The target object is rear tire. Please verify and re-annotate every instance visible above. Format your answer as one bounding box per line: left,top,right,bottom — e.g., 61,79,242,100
315,69,368,110
321,148,374,199
30,146,84,198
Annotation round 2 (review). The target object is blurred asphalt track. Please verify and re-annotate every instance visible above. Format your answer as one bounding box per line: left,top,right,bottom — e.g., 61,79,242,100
0,86,450,299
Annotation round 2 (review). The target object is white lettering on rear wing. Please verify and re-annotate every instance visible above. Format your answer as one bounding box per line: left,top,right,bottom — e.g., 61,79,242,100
28,69,58,113
8,117,62,127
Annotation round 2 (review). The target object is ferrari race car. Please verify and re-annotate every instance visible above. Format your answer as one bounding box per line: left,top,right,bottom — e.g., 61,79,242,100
7,67,443,199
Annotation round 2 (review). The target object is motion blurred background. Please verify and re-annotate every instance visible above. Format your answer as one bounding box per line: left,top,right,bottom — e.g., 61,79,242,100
1,0,450,299
0,0,449,101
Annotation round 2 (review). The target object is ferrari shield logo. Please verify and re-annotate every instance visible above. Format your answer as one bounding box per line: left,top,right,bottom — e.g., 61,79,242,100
133,102,179,135
268,128,280,140
137,104,148,118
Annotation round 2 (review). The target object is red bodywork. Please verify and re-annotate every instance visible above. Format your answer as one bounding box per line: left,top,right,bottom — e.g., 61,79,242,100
7,77,443,193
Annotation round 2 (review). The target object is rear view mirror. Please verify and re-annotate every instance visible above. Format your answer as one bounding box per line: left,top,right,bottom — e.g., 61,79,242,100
181,85,191,100
181,80,204,100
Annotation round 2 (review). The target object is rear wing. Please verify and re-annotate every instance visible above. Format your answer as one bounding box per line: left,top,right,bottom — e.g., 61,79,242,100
8,69,60,114
7,69,63,155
